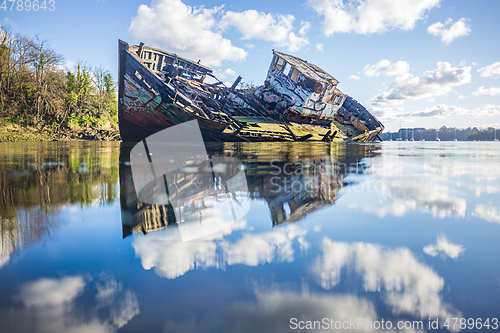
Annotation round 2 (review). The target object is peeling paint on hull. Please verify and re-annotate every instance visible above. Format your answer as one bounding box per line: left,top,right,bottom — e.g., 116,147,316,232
118,40,384,143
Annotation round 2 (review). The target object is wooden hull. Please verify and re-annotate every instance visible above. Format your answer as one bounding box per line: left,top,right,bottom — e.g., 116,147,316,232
118,40,384,143
118,41,230,142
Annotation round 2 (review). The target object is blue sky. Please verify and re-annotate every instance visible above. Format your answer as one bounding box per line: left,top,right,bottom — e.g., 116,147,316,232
2,0,500,131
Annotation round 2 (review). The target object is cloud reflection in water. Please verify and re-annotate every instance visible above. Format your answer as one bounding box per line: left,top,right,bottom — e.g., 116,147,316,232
0,275,139,333
473,204,500,224
312,238,461,323
423,235,465,259
347,143,500,221
132,222,308,279
162,287,431,333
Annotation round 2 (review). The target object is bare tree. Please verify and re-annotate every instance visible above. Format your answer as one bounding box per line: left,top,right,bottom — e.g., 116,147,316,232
29,36,62,123
0,27,12,114
92,65,106,117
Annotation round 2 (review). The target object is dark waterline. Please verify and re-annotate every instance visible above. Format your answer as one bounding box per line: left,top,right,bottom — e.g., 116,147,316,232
0,141,499,332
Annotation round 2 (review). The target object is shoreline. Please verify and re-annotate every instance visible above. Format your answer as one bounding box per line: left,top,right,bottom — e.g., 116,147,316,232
0,123,121,142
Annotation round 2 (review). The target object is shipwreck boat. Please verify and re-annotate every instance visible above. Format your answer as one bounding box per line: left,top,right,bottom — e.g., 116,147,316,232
118,40,384,142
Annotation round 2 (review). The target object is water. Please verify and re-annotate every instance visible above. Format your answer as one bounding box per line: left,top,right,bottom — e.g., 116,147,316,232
0,141,499,332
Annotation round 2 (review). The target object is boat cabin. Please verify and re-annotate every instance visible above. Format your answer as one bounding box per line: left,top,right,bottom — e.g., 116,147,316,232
264,50,347,120
131,42,214,83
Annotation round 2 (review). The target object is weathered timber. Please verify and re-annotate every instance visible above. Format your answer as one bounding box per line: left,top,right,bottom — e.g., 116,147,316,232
118,40,384,142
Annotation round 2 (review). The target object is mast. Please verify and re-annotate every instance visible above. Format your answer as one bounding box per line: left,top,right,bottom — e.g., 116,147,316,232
396,123,402,141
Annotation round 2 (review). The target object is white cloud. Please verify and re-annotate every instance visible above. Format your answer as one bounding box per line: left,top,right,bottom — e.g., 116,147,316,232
129,0,309,66
94,275,140,329
470,184,500,197
224,290,380,333
3,275,140,333
55,65,66,72
373,103,500,123
110,291,140,329
129,0,247,66
133,222,307,279
405,104,500,118
346,144,500,230
1,17,17,29
363,59,409,77
478,62,500,78
220,10,309,52
478,122,500,129
345,151,488,220
473,204,500,224
473,86,500,96
370,106,405,123
370,62,471,105
133,229,219,279
19,276,86,307
65,60,77,70
308,0,442,35
215,68,237,79
96,276,120,307
299,21,311,36
458,94,468,99
348,74,360,81
352,184,467,219
224,68,237,77
0,24,15,46
315,43,324,52
427,18,471,44
312,239,461,322
211,68,237,80
163,289,384,333
223,225,307,266
424,235,465,259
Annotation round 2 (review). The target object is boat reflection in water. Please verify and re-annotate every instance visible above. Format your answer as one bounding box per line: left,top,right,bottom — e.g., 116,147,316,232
120,142,378,238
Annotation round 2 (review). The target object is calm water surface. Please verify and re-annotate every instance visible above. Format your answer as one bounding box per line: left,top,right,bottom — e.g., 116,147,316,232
0,141,499,332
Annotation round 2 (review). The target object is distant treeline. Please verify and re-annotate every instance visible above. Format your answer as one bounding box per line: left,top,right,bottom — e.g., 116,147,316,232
380,126,499,141
0,28,117,129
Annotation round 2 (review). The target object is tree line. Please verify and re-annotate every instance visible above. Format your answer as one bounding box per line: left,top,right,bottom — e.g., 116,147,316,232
0,28,117,129
381,126,499,141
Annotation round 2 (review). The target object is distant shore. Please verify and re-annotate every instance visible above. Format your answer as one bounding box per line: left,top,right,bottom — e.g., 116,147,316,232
0,123,120,142
380,127,499,141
